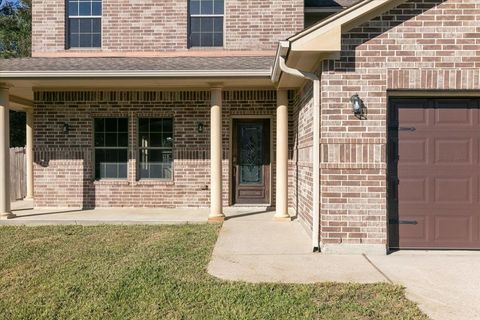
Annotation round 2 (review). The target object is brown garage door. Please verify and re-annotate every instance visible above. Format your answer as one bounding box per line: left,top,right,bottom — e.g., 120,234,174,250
389,98,480,249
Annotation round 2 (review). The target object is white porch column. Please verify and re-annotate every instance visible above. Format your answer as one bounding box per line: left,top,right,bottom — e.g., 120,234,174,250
0,84,14,219
209,87,224,222
274,90,290,220
25,109,34,200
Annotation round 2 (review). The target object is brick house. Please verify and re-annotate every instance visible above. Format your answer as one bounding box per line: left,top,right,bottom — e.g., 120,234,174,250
1,0,479,254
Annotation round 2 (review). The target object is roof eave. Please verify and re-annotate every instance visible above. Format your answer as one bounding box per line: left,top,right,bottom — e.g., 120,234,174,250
271,0,407,86
0,70,272,79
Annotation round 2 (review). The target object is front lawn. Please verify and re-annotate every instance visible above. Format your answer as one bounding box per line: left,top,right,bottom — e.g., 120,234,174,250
0,225,427,319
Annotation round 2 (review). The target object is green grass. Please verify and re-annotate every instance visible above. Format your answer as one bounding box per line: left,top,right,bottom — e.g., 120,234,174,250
0,225,428,319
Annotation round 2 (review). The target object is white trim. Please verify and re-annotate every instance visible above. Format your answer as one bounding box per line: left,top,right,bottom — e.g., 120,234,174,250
190,14,224,17
0,70,272,78
69,15,102,18
304,7,343,13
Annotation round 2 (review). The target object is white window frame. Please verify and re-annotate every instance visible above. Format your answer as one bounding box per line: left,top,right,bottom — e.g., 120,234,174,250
67,0,102,49
188,0,225,48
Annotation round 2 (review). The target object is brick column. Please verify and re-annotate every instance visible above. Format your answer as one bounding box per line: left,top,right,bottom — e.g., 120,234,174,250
274,90,290,220
0,84,14,219
209,87,224,222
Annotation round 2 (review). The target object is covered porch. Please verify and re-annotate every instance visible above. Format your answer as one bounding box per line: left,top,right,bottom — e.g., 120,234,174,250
0,56,294,224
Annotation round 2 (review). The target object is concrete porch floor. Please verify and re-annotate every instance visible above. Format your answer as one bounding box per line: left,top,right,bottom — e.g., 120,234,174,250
5,200,210,225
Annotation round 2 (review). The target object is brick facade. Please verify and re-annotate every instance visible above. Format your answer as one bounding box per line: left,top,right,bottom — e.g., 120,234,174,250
319,0,480,252
33,90,297,209
31,0,303,55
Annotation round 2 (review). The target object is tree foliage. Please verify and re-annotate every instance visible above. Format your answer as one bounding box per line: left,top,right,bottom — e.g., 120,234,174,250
0,0,31,58
1,0,31,147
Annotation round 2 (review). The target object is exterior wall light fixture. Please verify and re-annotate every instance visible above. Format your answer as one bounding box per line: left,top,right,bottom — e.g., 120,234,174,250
63,123,70,133
350,94,366,119
197,122,205,133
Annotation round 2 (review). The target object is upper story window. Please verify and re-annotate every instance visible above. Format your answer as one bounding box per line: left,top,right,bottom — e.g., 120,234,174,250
188,0,224,48
67,0,102,48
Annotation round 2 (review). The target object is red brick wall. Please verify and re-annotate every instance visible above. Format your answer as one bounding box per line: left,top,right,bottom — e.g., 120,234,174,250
291,84,314,230
31,0,303,55
319,0,480,251
33,90,294,208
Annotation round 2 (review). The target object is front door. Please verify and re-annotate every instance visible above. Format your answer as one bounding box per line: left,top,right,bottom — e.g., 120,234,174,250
232,119,270,205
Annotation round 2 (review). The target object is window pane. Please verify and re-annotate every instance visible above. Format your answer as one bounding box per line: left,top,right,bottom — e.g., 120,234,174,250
139,118,149,133
118,163,128,179
92,1,102,15
92,18,101,33
79,19,92,33
105,133,117,147
69,34,80,48
201,33,213,47
201,0,213,14
92,34,101,48
190,0,200,14
190,32,200,47
191,17,201,33
213,17,223,32
105,118,117,132
150,119,163,132
79,34,91,47
201,18,213,32
213,0,224,14
79,1,91,15
118,118,128,132
69,2,78,16
163,133,173,148
139,133,149,147
213,33,223,47
150,133,162,147
94,118,104,132
118,132,128,147
94,132,104,147
162,119,173,132
69,19,79,33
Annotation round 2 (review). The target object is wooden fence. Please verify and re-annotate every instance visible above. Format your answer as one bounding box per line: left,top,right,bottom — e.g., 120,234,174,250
10,147,26,201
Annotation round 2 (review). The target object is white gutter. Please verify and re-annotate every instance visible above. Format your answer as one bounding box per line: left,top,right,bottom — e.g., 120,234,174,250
276,41,321,252
0,70,271,78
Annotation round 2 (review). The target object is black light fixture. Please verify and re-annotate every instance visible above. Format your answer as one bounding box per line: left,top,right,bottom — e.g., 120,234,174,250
350,94,366,119
197,122,204,133
62,123,70,133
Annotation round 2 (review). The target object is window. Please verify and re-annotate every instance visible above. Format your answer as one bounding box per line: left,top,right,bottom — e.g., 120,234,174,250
94,118,128,179
188,0,224,47
67,0,102,48
138,118,173,179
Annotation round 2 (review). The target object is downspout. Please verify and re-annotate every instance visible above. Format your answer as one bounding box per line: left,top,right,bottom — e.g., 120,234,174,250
278,53,321,252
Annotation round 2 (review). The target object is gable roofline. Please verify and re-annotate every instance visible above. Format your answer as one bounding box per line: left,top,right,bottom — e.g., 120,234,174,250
271,0,407,85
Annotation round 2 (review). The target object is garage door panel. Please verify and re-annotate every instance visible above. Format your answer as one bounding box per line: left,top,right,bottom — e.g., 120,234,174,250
434,138,473,164
398,139,428,164
435,216,473,242
398,106,429,126
398,178,427,203
434,107,474,127
434,177,473,204
389,98,480,249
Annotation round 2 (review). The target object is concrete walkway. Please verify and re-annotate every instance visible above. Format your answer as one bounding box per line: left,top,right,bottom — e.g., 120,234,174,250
208,210,480,320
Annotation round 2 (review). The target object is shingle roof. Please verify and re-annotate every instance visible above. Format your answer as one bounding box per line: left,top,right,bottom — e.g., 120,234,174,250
305,0,359,8
0,56,274,73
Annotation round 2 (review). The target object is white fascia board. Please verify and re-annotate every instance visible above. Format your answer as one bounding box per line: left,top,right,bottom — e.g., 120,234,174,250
0,70,272,78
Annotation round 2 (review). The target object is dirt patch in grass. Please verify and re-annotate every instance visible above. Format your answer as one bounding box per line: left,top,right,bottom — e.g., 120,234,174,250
0,225,428,319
